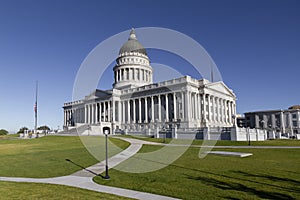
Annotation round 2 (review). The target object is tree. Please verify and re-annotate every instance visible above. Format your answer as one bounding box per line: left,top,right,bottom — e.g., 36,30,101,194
17,127,28,134
37,125,50,131
0,129,8,135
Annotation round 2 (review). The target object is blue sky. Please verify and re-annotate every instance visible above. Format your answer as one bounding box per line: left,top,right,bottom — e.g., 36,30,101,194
0,0,299,132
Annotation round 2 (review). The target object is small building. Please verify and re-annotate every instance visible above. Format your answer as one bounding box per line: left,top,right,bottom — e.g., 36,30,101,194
245,106,300,137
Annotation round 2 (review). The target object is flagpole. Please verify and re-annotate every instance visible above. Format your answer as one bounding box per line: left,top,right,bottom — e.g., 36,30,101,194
35,81,38,136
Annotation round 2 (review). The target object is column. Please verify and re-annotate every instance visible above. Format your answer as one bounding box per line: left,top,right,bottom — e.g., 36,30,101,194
92,104,95,124
207,94,211,122
196,93,199,120
212,96,216,122
186,91,193,121
280,111,285,133
191,93,194,120
198,94,202,122
64,111,67,126
108,101,111,122
194,93,197,120
223,99,226,123
95,103,99,123
104,102,107,122
129,68,132,80
139,69,142,80
173,93,177,121
112,100,115,122
185,92,189,121
181,92,184,120
255,114,260,128
133,99,136,123
86,105,89,124
263,114,268,129
84,106,86,123
271,114,276,129
132,68,135,80
127,100,130,122
165,94,169,122
122,101,125,123
138,98,142,123
99,102,102,122
228,101,232,124
215,97,218,122
158,95,161,122
202,95,206,122
151,96,154,122
145,97,148,123
66,110,69,126
124,68,127,80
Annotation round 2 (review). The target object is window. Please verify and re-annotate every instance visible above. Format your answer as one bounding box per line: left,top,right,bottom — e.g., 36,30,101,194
292,121,297,127
292,114,297,118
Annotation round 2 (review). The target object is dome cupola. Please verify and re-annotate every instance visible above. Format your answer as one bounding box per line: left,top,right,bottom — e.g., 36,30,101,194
113,29,153,90
119,29,147,55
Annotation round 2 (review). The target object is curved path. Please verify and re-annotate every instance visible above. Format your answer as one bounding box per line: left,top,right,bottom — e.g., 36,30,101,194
0,137,180,200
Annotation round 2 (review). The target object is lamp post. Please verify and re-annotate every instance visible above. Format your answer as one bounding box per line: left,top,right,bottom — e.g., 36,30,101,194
247,127,250,146
232,114,236,127
103,126,110,180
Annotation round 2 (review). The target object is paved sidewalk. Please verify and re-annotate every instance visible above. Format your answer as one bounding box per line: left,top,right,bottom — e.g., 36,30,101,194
0,137,180,200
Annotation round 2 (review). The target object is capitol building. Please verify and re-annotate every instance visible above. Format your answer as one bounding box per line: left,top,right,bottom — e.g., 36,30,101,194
63,29,238,138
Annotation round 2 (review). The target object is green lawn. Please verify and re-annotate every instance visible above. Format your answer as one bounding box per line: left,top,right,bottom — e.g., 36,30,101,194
1,135,300,199
0,135,129,178
118,135,300,146
95,144,300,200
0,181,131,200
0,134,20,140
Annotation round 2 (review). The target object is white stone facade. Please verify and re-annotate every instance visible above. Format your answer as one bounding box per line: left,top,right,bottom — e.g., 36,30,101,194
245,109,300,137
63,29,237,136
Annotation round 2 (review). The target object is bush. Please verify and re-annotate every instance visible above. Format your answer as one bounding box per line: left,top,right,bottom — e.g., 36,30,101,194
17,127,28,134
0,129,8,135
37,125,50,131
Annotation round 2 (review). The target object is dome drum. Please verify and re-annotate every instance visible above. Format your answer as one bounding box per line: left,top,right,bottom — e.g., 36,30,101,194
113,28,153,90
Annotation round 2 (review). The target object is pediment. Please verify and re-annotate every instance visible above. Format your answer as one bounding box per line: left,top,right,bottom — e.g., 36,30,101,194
85,89,112,100
206,81,236,97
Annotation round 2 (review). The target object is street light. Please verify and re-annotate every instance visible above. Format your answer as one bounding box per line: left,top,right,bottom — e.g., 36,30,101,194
247,127,250,146
232,114,236,127
103,126,110,180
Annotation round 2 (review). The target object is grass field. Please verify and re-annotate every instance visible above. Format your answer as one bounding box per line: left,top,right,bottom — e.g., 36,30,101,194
120,135,300,146
1,135,300,199
95,144,300,200
0,181,131,200
0,136,129,178
0,134,20,140
0,135,131,199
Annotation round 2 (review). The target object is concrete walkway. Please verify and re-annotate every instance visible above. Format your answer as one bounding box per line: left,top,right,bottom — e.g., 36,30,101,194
0,137,180,200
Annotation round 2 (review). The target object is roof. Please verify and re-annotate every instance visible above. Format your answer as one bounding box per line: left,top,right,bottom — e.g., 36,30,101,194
119,29,147,55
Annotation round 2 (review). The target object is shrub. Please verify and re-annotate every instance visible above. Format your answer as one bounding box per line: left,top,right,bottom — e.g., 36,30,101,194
0,129,8,135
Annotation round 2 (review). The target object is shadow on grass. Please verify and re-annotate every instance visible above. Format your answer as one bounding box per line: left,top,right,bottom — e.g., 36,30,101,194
65,159,104,178
232,170,300,185
186,175,295,200
126,155,300,195
122,153,300,199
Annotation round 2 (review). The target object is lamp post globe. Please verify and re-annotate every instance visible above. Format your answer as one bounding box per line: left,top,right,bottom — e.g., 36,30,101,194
103,126,110,180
